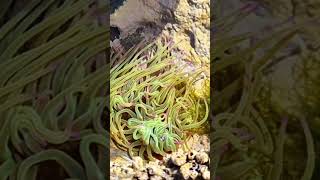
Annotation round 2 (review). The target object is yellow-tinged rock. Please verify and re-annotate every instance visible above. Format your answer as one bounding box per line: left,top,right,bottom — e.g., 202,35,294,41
191,76,210,99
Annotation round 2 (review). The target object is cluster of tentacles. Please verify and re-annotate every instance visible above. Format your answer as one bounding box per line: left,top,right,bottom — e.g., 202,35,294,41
110,41,209,160
294,51,320,136
211,2,315,179
0,0,109,179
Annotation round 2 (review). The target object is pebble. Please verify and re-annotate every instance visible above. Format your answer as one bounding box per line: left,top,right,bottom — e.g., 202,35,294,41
171,149,187,166
180,162,193,179
132,156,144,169
150,175,163,180
190,170,199,179
195,151,209,164
187,150,197,160
202,169,210,180
135,171,149,180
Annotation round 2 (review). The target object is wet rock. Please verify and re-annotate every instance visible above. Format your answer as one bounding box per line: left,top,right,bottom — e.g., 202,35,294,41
150,175,163,180
187,150,197,160
132,156,144,169
111,134,209,179
195,151,209,164
110,162,134,179
179,161,204,179
146,162,164,177
189,170,199,179
186,134,210,152
135,171,149,180
171,149,187,166
202,169,210,180
171,0,210,60
111,0,178,38
200,165,210,180
180,162,193,179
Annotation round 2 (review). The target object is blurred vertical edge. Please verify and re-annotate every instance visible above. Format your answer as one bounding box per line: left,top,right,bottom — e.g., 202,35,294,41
105,0,111,178
210,0,214,179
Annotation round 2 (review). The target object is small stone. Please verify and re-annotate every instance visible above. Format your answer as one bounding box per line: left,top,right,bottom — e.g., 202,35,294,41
180,162,193,179
202,169,210,180
150,175,163,180
171,149,187,166
121,178,132,180
199,165,208,173
146,164,164,177
110,166,121,175
120,167,134,178
187,150,197,160
132,156,144,169
195,151,209,164
135,171,149,180
190,161,199,171
165,23,173,30
200,135,210,151
190,170,199,179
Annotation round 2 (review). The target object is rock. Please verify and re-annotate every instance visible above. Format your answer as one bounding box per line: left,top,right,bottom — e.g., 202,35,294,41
135,171,149,180
199,165,210,179
199,165,208,174
195,151,209,164
110,134,210,179
189,170,199,179
146,165,163,176
172,0,210,60
111,0,159,37
187,150,197,160
171,149,187,166
150,175,163,180
110,164,134,179
202,169,210,180
180,162,202,179
186,134,210,152
132,156,144,169
180,162,193,179
111,0,178,38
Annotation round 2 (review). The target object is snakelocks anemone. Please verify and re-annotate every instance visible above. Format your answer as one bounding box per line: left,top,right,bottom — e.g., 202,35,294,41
110,40,209,160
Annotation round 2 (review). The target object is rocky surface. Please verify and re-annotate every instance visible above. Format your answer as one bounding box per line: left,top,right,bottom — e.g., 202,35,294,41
110,0,210,63
110,0,177,41
163,0,210,62
110,134,210,180
110,0,210,99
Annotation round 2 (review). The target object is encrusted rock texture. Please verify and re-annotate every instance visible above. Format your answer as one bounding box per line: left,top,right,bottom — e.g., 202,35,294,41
110,134,210,180
110,0,210,63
